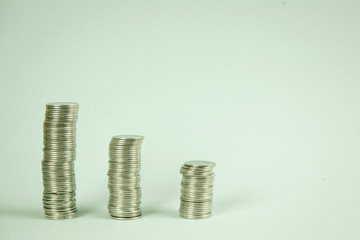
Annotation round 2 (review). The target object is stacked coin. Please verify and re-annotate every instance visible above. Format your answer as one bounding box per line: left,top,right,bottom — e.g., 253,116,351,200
180,161,216,219
41,102,79,219
108,135,144,219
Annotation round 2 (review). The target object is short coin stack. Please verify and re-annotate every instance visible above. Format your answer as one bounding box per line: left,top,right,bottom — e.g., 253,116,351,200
108,135,144,219
180,161,216,219
42,102,79,219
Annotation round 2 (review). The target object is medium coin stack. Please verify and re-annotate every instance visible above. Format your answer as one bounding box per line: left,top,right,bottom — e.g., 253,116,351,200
41,102,79,219
180,161,216,219
108,135,144,219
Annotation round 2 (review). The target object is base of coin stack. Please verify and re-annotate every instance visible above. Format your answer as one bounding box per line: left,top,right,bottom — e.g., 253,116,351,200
41,102,79,220
179,161,216,219
107,135,144,220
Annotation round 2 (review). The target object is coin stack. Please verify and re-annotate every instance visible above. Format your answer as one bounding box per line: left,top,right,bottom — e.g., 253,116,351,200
41,102,79,219
107,135,144,219
179,161,216,219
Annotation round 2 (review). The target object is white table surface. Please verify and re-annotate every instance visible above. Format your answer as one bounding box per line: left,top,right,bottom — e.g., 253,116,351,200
0,0,359,239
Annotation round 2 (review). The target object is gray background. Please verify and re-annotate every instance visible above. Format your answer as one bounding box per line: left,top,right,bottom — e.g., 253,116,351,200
0,0,359,239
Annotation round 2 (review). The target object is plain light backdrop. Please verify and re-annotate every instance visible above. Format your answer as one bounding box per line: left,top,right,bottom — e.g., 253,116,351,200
0,0,359,239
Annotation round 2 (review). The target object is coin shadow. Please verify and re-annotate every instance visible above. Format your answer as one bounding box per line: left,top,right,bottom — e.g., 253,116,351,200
0,208,44,220
77,206,109,219
76,193,109,219
214,192,257,215
142,206,179,219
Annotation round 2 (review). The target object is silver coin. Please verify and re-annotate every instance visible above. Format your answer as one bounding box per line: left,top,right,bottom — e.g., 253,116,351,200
179,161,216,220
41,102,79,219
184,161,216,168
107,135,144,220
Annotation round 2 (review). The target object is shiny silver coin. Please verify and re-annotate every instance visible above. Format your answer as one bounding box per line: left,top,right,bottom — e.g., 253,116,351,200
110,214,142,220
179,212,211,220
41,102,79,220
45,211,78,220
107,135,144,220
180,196,213,202
179,161,216,220
46,102,78,108
184,161,216,168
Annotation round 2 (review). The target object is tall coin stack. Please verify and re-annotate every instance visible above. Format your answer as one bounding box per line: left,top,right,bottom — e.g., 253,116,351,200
180,161,216,219
108,135,144,219
42,102,79,219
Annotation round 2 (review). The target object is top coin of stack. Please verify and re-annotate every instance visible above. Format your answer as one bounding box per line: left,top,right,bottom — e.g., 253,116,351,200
42,102,79,220
107,135,144,220
180,161,216,219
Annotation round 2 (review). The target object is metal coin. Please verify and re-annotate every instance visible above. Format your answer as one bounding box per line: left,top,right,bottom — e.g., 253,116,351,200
41,102,79,219
179,161,216,220
107,135,144,220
